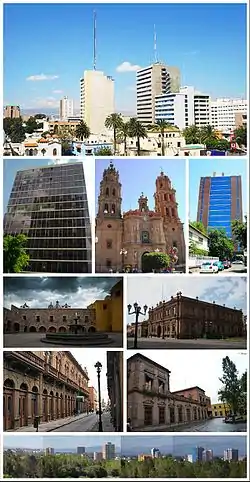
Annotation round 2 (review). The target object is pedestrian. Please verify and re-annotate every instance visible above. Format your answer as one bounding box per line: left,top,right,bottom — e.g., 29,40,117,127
127,418,132,431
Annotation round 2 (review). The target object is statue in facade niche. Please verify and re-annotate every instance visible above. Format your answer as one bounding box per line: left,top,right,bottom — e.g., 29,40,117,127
48,302,53,309
55,301,61,309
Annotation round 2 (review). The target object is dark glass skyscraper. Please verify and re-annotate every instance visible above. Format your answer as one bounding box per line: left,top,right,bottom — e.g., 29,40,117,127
197,173,242,237
4,162,92,273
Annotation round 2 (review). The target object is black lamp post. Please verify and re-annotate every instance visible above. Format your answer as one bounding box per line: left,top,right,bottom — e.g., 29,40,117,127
94,361,103,432
128,302,148,349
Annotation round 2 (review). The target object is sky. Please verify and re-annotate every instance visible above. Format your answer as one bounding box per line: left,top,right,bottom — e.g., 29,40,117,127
3,159,95,219
4,435,121,450
3,3,247,113
189,158,248,220
126,276,247,325
126,350,247,404
4,276,121,309
95,158,186,222
121,435,247,456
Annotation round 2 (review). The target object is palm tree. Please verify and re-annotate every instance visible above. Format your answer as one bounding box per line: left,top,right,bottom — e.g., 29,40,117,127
128,118,147,156
118,121,131,156
155,119,173,156
75,120,90,141
200,125,218,147
105,113,123,154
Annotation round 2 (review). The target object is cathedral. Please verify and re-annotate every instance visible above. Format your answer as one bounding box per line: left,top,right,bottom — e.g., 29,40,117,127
95,161,186,272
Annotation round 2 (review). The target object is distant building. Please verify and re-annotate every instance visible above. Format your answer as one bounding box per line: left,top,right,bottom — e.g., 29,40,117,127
88,386,98,412
235,112,247,129
106,351,123,431
202,449,213,461
4,105,21,118
77,447,86,454
45,447,55,455
94,451,103,461
192,446,204,462
189,223,209,253
59,96,74,120
103,442,115,460
212,403,232,418
138,454,153,462
151,448,161,458
224,449,239,462
211,98,247,132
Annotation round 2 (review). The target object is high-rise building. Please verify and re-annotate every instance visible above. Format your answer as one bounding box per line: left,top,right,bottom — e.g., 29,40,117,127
202,449,213,461
224,448,239,461
155,86,211,129
4,162,92,273
94,451,103,461
80,70,114,134
77,447,86,454
4,105,21,118
197,172,243,238
136,63,180,125
102,442,115,460
45,447,55,455
192,446,205,462
151,448,161,458
59,96,74,120
211,98,247,133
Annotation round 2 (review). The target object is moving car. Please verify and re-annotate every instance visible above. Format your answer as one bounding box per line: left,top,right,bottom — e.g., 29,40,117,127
200,262,219,274
223,260,231,269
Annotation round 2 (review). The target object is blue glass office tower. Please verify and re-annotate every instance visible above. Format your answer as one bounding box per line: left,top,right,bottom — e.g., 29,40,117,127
197,173,242,238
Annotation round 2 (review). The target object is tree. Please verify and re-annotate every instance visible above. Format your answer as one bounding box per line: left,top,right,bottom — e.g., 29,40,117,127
231,217,247,249
128,117,147,155
182,125,201,144
234,125,247,147
3,234,30,273
154,120,173,155
75,120,90,141
118,121,131,155
141,252,170,273
3,117,26,143
95,146,113,156
34,113,47,119
218,356,245,417
189,240,208,256
25,116,39,134
105,113,123,154
200,125,218,147
190,221,207,235
208,228,234,259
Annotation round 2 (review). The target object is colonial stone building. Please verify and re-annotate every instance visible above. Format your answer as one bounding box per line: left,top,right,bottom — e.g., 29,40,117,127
95,162,185,272
4,303,96,334
127,353,211,430
88,386,97,412
4,351,89,431
147,292,244,339
107,351,123,432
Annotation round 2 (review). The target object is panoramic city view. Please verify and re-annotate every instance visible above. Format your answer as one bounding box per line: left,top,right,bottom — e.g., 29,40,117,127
126,276,247,349
4,350,123,433
120,435,247,478
3,435,122,478
189,158,247,275
3,159,94,274
126,351,247,432
3,276,123,347
95,158,186,273
3,3,247,157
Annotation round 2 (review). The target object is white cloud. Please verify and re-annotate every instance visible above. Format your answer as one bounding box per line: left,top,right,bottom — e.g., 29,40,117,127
52,89,63,94
116,61,141,73
26,74,59,81
30,96,59,108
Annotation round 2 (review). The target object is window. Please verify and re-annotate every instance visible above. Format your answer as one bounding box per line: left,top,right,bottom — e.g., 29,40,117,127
106,240,112,249
23,315,26,320
63,316,67,321
103,303,107,310
112,188,116,196
106,259,112,268
50,315,54,322
36,316,40,322
85,316,89,322
141,230,150,243
173,241,177,248
105,188,109,196
144,406,153,425
159,406,165,424
111,204,116,214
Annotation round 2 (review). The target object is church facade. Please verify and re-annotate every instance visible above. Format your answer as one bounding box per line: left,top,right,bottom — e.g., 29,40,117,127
95,162,185,272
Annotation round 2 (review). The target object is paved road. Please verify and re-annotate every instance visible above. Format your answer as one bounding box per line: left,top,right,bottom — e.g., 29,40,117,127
127,337,247,350
163,418,247,433
51,412,113,432
195,267,247,275
4,332,123,348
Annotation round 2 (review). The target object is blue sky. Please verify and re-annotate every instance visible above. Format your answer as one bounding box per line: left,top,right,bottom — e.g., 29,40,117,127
4,435,120,450
189,159,248,220
95,158,186,222
4,3,247,113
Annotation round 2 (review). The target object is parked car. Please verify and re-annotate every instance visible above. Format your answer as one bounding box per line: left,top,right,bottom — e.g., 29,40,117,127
223,260,231,269
213,261,225,271
200,262,219,274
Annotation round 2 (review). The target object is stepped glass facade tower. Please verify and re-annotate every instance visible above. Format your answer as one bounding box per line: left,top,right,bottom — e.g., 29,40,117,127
95,162,185,272
4,162,92,273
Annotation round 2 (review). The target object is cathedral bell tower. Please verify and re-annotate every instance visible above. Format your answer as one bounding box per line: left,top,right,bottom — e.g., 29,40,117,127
97,161,122,218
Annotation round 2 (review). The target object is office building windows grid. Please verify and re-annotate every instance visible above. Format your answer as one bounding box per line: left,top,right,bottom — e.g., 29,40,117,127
208,177,232,236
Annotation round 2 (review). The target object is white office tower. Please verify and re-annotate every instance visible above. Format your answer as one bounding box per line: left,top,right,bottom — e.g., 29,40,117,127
80,70,115,134
202,450,213,462
224,449,239,462
102,442,115,460
155,86,211,130
211,98,247,133
136,63,180,126
59,96,74,120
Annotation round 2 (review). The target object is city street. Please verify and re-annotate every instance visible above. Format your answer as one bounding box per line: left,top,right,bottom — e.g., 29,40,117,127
194,267,247,275
157,418,247,433
4,332,123,348
127,337,247,350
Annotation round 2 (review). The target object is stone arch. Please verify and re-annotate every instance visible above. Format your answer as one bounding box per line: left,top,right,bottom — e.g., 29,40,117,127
157,325,161,337
4,379,15,430
111,204,116,213
112,188,116,196
60,394,64,418
141,251,150,273
178,405,183,423
105,187,109,196
59,326,66,332
39,326,46,333
29,148,34,156
24,325,28,332
19,383,29,427
53,148,57,156
88,326,96,333
31,386,39,418
42,389,48,422
49,391,54,420
55,392,60,418
14,322,20,332
48,326,56,333
29,326,37,332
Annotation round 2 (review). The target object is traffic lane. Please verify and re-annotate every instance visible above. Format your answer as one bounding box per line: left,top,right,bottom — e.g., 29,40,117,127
51,413,98,432
127,338,247,350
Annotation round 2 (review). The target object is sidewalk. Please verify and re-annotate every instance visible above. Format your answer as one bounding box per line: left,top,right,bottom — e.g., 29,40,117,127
7,412,90,432
91,413,115,432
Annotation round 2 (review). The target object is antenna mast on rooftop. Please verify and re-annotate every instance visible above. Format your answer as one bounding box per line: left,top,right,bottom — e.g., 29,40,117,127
93,10,97,70
154,24,158,63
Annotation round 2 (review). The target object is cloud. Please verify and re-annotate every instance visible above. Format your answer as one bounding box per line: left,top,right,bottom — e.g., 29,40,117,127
116,61,141,73
127,85,136,92
30,96,59,108
183,50,200,56
52,89,63,94
26,74,59,81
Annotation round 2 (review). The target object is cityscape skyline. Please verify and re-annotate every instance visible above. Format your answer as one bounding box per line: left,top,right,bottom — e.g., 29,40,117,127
126,350,247,404
3,435,120,450
4,3,247,113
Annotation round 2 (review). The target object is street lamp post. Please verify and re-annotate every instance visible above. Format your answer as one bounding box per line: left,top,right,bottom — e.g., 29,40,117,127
94,361,103,432
120,248,128,271
127,303,148,349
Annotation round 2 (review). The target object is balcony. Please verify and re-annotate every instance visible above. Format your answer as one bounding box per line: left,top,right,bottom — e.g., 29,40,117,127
4,351,45,371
